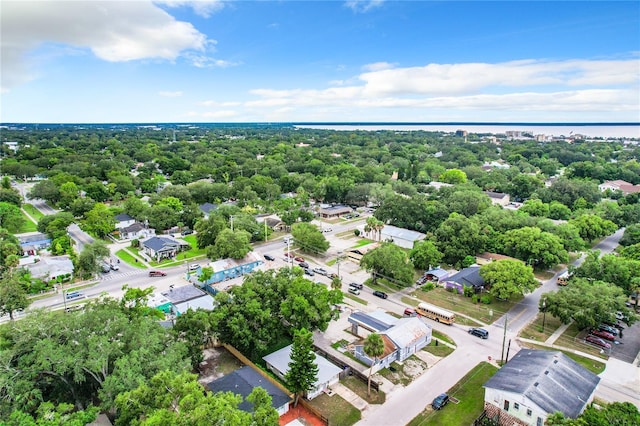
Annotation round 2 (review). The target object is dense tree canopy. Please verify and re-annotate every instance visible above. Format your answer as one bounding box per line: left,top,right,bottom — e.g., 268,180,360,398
480,260,538,300
361,242,415,287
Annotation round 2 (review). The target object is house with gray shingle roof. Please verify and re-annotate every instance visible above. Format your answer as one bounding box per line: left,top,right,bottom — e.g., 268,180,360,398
379,225,426,249
141,236,189,261
199,203,218,219
207,366,292,417
114,213,135,229
482,349,600,426
444,266,485,293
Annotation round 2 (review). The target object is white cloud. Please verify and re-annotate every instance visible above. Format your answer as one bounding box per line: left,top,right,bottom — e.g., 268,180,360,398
345,0,385,13
243,58,640,119
158,0,225,18
198,100,242,107
1,1,209,92
362,61,395,72
159,91,183,97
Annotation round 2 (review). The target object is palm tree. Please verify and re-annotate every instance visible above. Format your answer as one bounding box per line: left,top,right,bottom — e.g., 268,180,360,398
363,333,385,396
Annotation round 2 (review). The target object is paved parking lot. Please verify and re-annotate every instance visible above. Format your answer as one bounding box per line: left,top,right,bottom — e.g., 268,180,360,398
610,320,640,365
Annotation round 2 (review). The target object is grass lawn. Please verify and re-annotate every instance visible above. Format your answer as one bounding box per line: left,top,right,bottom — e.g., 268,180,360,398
534,270,555,281
307,393,361,426
180,235,207,257
341,376,386,405
115,249,146,268
519,312,564,342
351,238,375,249
422,340,455,357
407,362,499,426
432,330,456,346
377,355,429,387
411,287,519,325
23,203,45,221
344,293,368,305
18,212,37,233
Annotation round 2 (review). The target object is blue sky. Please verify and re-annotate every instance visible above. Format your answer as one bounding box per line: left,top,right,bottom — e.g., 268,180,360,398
1,0,639,123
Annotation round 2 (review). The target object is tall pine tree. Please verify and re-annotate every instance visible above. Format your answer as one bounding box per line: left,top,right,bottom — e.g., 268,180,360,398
285,328,318,407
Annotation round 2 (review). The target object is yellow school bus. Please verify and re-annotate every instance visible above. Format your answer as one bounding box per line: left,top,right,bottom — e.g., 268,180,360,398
415,302,456,325
557,272,571,286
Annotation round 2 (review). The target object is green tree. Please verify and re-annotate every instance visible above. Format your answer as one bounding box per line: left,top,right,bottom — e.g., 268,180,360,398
548,201,572,220
574,251,640,294
439,169,467,184
173,308,216,370
542,279,630,330
146,203,179,231
0,188,23,206
435,213,488,267
569,214,617,243
619,243,640,261
28,180,61,205
286,328,318,407
519,198,550,217
76,240,110,279
5,402,99,426
546,402,640,426
83,203,115,238
291,222,330,254
480,260,538,300
155,196,184,212
500,227,568,269
194,215,227,249
619,223,640,246
207,228,252,260
37,212,75,239
0,201,25,233
363,333,384,396
360,242,414,287
0,271,31,320
409,240,443,271
445,190,492,217
0,228,21,272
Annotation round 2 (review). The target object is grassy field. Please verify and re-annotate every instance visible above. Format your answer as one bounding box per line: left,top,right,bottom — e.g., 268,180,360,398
422,340,455,357
432,330,456,346
115,249,146,268
18,211,37,232
351,238,375,249
519,312,564,342
307,393,361,426
407,362,499,426
411,287,520,325
23,203,45,221
341,376,386,404
344,292,368,305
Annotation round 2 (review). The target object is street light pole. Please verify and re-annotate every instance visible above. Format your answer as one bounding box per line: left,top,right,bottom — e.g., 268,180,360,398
542,297,547,333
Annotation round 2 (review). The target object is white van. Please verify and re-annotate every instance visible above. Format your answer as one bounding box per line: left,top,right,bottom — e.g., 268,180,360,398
188,264,200,272
348,287,360,295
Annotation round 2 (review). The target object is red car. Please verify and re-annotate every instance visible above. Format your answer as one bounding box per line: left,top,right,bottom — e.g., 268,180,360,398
585,335,611,349
284,252,294,258
590,329,615,341
294,256,305,262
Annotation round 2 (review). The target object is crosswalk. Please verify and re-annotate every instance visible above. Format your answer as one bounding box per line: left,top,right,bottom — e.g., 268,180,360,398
99,269,149,281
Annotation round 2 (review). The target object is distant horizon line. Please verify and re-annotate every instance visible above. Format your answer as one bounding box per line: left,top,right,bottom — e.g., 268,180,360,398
2,121,639,126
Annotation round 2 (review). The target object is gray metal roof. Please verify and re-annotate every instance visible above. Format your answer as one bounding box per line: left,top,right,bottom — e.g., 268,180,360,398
380,225,426,242
483,350,600,418
173,295,216,313
348,311,395,332
161,285,207,304
199,202,218,214
263,344,342,386
115,213,134,222
207,366,291,412
382,317,431,349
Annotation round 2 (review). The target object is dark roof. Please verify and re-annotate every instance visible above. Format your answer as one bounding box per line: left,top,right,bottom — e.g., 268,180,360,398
348,311,395,332
199,202,218,214
320,205,351,214
484,350,600,418
122,222,145,233
207,366,291,412
115,213,134,222
161,285,207,304
447,266,485,288
485,191,508,199
18,233,51,244
143,236,179,251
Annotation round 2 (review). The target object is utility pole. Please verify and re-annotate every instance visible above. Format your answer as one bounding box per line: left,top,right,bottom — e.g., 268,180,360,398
500,314,508,364
230,215,234,231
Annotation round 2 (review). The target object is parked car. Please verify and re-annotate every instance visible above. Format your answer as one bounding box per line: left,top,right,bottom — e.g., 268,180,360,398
298,261,309,269
100,263,111,273
404,308,417,317
181,229,193,236
373,290,388,299
264,254,275,261
313,267,328,276
349,282,363,290
188,264,200,272
589,329,615,341
597,324,619,336
348,287,360,295
294,256,305,262
585,335,612,349
284,252,295,258
322,228,332,233
431,393,449,410
468,328,489,339
65,291,83,300
304,268,315,277
149,270,167,277
110,263,119,271
327,273,339,279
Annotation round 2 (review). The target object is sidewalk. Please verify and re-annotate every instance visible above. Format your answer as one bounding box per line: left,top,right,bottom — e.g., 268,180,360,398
545,321,573,345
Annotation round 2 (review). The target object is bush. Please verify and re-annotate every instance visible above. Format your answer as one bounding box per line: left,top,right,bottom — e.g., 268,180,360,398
421,282,435,292
481,295,492,304
446,286,457,293
471,294,479,304
463,285,474,297
354,229,360,236
131,238,140,248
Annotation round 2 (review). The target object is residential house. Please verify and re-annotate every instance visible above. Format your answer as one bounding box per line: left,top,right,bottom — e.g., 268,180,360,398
482,350,600,426
18,232,51,255
207,366,292,417
598,180,640,195
256,214,286,232
24,255,74,282
120,222,155,240
160,284,215,315
485,191,511,206
378,225,426,249
349,311,432,371
263,344,342,400
347,243,379,263
142,236,190,261
444,266,485,293
114,213,136,229
199,202,218,219
318,205,352,218
422,267,451,284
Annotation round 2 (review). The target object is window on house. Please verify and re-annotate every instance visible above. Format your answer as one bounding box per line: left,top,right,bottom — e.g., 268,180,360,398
504,400,510,411
514,403,519,410
527,409,532,417
537,418,543,426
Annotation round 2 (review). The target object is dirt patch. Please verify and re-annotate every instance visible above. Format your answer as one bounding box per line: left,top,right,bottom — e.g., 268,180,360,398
197,346,245,386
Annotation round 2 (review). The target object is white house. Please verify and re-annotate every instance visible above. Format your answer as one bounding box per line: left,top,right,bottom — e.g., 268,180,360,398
141,236,189,261
378,225,426,249
24,256,74,282
263,344,342,400
114,213,136,229
482,350,600,426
